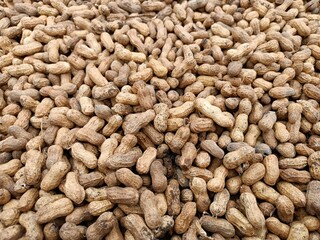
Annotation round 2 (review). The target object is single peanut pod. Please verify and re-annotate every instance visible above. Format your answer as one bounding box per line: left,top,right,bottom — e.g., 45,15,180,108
59,222,87,240
287,222,309,240
71,142,97,169
252,182,277,205
174,202,197,234
200,140,224,159
210,188,230,217
165,179,181,216
19,211,43,240
140,189,162,229
266,217,290,240
223,146,255,169
240,192,266,229
275,195,294,223
41,161,70,191
306,180,320,216
64,172,85,205
24,150,44,185
263,154,280,186
226,208,255,237
121,214,154,240
179,142,197,170
195,98,234,128
135,147,157,174
301,216,320,232
242,163,266,186
36,198,74,224
276,181,306,208
258,111,277,132
190,177,210,213
86,212,115,240
207,165,228,192
200,215,235,238
88,200,114,216
115,168,142,189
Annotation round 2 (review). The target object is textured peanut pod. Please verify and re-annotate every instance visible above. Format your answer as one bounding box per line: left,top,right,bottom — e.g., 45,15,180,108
200,215,235,238
240,192,266,229
121,214,155,240
140,189,162,229
226,208,255,237
36,198,74,224
223,146,255,169
174,202,197,234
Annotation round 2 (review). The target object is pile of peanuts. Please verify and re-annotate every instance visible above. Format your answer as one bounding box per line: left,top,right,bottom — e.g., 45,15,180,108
0,0,320,239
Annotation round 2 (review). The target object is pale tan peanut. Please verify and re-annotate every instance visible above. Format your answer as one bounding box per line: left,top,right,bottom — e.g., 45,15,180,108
63,172,85,205
0,224,25,240
0,188,11,205
274,122,290,143
207,165,228,192
169,101,194,118
210,188,230,217
301,216,320,232
113,133,135,153
242,163,266,186
308,151,320,180
86,212,115,240
258,111,277,132
287,222,309,240
223,146,255,169
306,180,320,216
66,205,93,224
154,103,169,132
263,154,280,186
200,215,235,238
17,188,39,212
140,188,162,229
19,211,43,240
36,198,74,224
71,142,97,169
280,168,311,184
231,113,248,142
136,147,157,174
59,222,87,240
189,177,210,213
226,208,255,237
115,168,142,189
0,159,21,176
24,149,44,185
0,208,20,226
155,193,167,217
150,160,167,193
178,142,197,170
174,202,197,234
87,200,114,217
41,161,70,191
240,192,266,229
121,214,154,240
266,217,290,240
195,98,234,128
252,181,281,205
34,194,65,212
275,195,294,223
194,151,211,168
105,148,142,170
122,110,155,135
98,138,118,171
226,176,242,195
